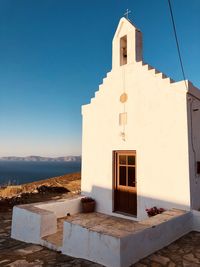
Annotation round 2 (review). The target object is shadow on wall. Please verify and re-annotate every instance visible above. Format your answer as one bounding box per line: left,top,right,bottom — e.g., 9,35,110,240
82,185,191,220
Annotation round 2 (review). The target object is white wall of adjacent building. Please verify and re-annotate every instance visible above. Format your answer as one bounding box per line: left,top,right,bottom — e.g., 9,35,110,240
187,85,200,211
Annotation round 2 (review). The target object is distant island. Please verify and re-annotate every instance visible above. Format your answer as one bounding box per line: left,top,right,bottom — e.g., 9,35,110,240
0,156,81,162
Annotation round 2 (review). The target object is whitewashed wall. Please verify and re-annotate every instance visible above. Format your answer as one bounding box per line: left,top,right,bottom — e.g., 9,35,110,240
187,84,200,210
81,18,191,220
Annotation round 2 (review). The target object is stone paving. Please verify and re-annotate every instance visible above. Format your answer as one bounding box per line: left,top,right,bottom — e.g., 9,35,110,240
134,231,200,266
0,210,101,267
1,209,200,266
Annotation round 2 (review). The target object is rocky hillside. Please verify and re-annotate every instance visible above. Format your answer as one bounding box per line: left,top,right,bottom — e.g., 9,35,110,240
0,172,81,211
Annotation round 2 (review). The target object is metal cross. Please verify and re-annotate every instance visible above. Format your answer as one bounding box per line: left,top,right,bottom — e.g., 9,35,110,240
124,9,131,19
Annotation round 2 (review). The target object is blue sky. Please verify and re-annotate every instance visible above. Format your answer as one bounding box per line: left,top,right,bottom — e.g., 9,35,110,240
0,0,199,157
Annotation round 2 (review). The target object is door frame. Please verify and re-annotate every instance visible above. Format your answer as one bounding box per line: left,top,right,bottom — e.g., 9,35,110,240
112,150,137,216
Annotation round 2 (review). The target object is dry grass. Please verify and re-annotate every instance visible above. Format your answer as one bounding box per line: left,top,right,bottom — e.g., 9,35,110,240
0,172,81,198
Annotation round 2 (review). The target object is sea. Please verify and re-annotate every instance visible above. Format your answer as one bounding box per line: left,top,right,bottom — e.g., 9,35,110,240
0,161,81,186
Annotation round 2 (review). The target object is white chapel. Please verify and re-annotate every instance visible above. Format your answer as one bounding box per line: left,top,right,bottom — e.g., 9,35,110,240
81,17,200,220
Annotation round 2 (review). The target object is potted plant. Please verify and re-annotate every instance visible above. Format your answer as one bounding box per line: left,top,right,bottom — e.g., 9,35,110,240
81,197,96,213
145,206,165,217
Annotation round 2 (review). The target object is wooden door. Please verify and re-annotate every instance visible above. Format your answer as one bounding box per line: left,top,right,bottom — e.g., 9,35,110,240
113,151,137,216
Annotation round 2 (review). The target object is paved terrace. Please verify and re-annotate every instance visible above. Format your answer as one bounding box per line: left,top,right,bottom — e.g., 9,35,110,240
43,210,187,249
2,209,200,266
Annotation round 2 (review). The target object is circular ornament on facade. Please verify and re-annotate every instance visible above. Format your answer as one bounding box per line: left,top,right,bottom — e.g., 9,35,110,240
120,93,128,103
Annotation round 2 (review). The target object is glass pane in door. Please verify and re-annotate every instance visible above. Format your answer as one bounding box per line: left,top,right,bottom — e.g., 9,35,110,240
119,155,126,164
119,166,126,185
128,156,135,165
128,167,135,187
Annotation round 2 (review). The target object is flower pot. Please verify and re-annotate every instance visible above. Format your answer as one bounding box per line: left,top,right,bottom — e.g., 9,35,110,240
82,200,96,213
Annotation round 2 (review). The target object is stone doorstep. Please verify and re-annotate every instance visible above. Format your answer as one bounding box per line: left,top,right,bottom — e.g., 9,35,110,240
42,230,63,250
41,217,66,251
41,236,62,252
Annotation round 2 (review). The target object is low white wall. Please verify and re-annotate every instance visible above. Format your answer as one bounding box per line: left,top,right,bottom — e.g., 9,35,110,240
62,222,121,267
11,203,200,267
121,212,193,267
62,211,193,267
36,196,83,218
11,196,83,244
11,206,56,244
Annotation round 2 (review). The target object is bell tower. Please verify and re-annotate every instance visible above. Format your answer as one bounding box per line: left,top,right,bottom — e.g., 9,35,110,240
112,18,143,70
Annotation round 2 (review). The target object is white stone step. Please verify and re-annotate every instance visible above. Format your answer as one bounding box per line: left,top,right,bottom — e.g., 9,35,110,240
41,217,65,252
